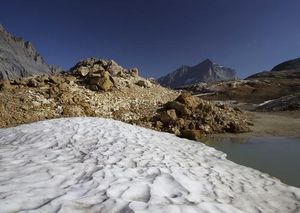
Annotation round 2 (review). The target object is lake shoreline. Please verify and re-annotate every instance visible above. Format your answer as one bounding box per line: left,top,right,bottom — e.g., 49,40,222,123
203,110,300,142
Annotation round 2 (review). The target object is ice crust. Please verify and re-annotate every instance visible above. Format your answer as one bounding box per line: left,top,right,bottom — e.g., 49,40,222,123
0,117,299,213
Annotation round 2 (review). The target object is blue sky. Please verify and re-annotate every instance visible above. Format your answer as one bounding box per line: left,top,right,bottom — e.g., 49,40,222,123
1,0,300,78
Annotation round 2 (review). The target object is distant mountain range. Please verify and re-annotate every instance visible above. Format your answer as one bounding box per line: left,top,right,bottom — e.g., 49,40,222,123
0,25,60,80
157,59,236,88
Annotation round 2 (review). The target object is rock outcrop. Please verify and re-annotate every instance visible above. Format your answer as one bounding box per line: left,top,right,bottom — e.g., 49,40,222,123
152,93,251,140
157,59,236,88
0,25,61,80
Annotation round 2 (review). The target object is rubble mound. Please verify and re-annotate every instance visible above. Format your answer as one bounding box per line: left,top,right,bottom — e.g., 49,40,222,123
0,58,178,128
153,93,251,140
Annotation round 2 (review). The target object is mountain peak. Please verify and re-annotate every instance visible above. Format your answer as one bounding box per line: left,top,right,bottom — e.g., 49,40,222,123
157,59,236,88
202,58,213,64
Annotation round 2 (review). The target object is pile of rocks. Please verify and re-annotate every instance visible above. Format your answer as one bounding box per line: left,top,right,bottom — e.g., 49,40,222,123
153,93,251,140
70,58,141,91
0,58,178,128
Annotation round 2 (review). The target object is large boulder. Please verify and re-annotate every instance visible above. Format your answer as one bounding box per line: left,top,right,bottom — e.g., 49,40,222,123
165,101,192,116
176,93,199,109
158,109,177,124
88,71,114,92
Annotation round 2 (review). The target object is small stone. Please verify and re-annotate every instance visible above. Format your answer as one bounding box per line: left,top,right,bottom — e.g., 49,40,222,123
27,79,38,87
0,80,11,91
130,68,139,77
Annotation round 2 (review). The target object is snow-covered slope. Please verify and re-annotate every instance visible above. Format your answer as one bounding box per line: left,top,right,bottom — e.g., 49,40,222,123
0,118,299,213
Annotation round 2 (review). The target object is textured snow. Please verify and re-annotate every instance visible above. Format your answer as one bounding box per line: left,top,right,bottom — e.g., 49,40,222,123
0,117,299,213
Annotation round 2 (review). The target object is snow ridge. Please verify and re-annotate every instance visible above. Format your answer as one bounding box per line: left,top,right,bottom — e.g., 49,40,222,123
0,118,299,212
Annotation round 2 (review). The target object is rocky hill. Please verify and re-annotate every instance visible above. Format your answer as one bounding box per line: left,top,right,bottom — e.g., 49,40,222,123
157,59,236,88
0,58,251,140
0,25,60,80
272,57,300,71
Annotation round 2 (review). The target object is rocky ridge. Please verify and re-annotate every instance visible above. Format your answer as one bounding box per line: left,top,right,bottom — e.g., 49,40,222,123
0,25,60,80
0,58,251,140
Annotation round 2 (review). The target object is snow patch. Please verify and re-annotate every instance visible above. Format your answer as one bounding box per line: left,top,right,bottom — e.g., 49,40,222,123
0,117,299,212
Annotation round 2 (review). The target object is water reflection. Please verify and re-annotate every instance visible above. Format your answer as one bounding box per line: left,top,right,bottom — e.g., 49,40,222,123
205,136,300,188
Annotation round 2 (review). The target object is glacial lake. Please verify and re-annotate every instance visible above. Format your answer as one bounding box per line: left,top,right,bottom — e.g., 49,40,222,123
206,137,300,188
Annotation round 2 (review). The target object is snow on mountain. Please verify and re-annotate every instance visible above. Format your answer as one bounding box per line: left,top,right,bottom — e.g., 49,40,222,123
157,59,236,88
0,117,299,212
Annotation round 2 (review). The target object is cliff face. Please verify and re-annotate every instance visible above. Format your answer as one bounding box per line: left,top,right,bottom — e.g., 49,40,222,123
0,25,60,80
157,59,236,88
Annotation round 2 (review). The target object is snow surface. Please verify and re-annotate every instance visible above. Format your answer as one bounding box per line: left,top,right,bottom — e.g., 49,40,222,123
0,117,299,213
258,99,274,107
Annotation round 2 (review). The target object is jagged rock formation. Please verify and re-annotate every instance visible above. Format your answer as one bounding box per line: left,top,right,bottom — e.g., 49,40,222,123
272,57,300,71
0,25,60,80
157,59,236,88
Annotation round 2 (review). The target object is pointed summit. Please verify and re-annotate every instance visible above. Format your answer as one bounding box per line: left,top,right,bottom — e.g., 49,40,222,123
157,59,236,88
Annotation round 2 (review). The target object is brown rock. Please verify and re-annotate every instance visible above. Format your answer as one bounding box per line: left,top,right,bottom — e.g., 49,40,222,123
130,68,139,77
62,105,85,117
176,93,199,109
181,130,203,141
159,109,177,124
175,118,185,127
27,78,39,87
136,80,152,88
65,76,77,85
88,85,99,91
98,77,114,91
0,80,11,91
49,75,64,84
165,101,192,116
